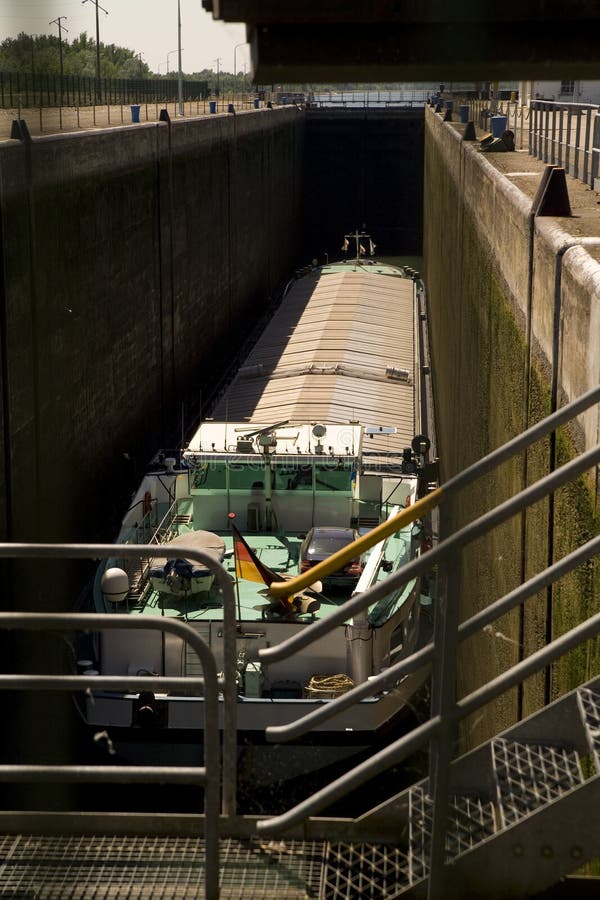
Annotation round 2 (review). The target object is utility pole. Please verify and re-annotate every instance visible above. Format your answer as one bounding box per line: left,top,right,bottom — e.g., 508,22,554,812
49,17,68,114
49,17,68,83
82,0,108,103
177,0,183,116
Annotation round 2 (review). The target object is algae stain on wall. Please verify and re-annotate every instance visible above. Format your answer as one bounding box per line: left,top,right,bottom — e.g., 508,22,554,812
552,429,600,695
424,114,600,750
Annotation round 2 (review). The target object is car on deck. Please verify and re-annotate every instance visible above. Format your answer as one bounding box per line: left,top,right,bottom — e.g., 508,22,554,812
299,526,364,587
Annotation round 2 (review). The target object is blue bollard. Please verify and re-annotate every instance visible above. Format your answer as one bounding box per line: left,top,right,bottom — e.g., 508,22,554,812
491,115,508,137
130,104,140,123
253,98,260,109
209,100,217,114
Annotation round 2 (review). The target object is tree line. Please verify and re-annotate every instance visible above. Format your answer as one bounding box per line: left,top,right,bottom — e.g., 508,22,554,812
0,33,251,93
1,33,446,95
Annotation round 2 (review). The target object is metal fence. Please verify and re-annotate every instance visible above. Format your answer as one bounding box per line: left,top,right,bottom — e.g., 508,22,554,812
457,96,600,191
0,70,209,108
529,99,600,190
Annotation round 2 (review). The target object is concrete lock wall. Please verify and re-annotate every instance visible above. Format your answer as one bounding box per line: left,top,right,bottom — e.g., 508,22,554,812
0,104,423,576
2,98,599,768
0,109,304,790
423,107,600,750
0,108,304,568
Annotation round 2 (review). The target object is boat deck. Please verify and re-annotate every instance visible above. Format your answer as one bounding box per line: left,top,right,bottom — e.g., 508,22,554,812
124,523,415,623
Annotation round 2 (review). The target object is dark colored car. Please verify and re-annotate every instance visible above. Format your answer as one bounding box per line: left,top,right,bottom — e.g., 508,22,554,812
299,526,363,587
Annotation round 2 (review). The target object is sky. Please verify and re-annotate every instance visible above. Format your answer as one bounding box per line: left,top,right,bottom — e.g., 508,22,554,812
1,0,249,75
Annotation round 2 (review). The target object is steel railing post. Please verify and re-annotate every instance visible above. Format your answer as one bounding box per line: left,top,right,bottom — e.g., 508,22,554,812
592,112,600,192
426,501,461,899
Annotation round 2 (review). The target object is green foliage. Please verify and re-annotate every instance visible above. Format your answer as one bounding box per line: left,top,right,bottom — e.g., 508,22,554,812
0,32,151,79
0,41,437,94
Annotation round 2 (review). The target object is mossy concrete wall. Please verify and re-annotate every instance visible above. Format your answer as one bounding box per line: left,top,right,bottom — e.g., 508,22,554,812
424,107,600,749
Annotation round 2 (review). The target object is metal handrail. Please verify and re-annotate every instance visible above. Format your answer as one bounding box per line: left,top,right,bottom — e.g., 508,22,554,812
0,541,239,898
256,384,600,899
255,595,600,837
256,441,600,831
264,530,600,744
0,607,220,899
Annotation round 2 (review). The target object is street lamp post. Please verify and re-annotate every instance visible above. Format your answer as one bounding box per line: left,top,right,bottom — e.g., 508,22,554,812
233,41,245,99
213,57,221,98
28,33,39,104
233,41,245,78
166,49,179,75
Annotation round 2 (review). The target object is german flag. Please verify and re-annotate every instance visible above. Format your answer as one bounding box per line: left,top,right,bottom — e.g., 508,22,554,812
230,522,320,615
231,522,278,586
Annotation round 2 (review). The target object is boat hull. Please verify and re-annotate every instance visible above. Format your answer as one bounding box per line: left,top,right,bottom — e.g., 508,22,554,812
80,658,430,787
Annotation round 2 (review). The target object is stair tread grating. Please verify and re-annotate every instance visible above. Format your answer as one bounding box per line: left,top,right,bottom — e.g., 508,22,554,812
408,785,496,882
448,795,496,855
492,738,584,828
321,842,410,899
577,686,600,769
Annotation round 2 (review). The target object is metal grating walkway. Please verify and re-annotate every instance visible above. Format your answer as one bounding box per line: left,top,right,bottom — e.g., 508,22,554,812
0,834,417,899
0,834,331,899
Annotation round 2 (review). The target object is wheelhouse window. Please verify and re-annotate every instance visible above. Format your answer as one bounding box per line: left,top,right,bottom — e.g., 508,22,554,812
274,462,313,491
191,460,226,490
315,460,354,492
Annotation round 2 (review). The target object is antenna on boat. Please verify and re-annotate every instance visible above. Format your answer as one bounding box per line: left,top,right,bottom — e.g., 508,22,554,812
237,420,290,443
342,228,375,268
